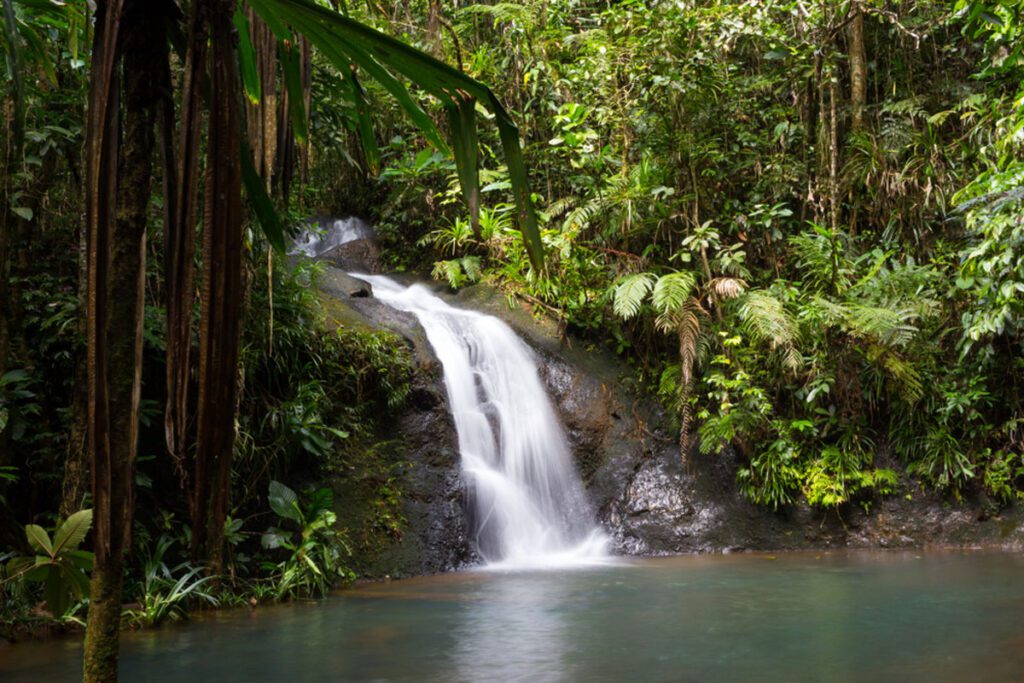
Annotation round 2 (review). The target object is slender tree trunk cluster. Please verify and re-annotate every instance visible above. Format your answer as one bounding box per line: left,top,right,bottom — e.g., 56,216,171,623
82,0,245,676
82,0,135,677
190,0,243,572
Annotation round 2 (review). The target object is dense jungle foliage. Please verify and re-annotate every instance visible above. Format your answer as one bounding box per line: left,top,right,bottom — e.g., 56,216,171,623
329,0,1024,510
0,0,1022,672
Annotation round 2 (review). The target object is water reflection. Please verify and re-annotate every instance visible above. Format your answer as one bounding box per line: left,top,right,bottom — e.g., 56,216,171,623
452,571,570,683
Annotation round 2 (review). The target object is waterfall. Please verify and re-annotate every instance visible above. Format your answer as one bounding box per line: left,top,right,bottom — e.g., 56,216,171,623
291,216,372,257
353,274,608,568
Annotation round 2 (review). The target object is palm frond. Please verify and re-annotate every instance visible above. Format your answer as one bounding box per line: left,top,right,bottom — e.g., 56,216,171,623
250,0,544,267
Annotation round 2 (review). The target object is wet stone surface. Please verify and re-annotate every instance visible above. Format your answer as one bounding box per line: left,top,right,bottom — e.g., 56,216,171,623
309,225,1024,576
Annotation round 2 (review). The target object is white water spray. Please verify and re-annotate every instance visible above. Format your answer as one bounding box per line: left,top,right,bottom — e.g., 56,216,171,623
353,274,608,568
291,217,372,257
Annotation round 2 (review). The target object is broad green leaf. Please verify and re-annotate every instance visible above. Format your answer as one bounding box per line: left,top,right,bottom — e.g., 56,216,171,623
241,138,287,253
5,555,34,578
25,523,52,556
268,480,302,523
447,96,480,235
302,553,322,575
495,109,542,269
233,8,262,105
262,4,448,154
11,206,32,221
53,508,92,554
60,561,90,598
0,368,28,384
43,566,68,616
64,549,94,571
278,38,309,145
261,529,288,549
308,488,333,517
346,67,380,174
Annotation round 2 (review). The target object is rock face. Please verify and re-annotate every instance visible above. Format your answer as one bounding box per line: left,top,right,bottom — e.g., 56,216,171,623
313,230,1024,578
369,368,479,576
317,268,479,578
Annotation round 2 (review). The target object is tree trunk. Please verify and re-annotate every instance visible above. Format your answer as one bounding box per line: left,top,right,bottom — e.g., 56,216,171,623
191,0,243,574
849,6,866,134
82,0,126,676
164,0,206,483
60,353,88,517
83,0,162,679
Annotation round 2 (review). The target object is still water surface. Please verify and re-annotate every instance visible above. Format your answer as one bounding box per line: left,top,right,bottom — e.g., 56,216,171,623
3,550,1023,682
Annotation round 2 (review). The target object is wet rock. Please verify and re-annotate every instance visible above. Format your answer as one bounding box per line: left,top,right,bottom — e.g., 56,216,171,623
319,269,373,299
314,262,472,578
321,237,381,274
313,256,1024,578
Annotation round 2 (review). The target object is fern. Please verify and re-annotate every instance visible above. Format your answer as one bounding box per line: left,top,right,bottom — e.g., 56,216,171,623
843,303,917,347
879,349,924,402
709,277,745,300
456,3,534,31
651,271,697,315
675,300,702,389
738,290,802,369
612,273,656,319
789,232,850,293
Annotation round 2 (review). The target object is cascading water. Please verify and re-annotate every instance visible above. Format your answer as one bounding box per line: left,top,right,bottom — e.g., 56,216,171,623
291,216,372,257
353,274,608,568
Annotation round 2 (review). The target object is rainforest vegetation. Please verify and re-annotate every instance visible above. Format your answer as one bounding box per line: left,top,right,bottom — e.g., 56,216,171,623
0,0,1022,679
